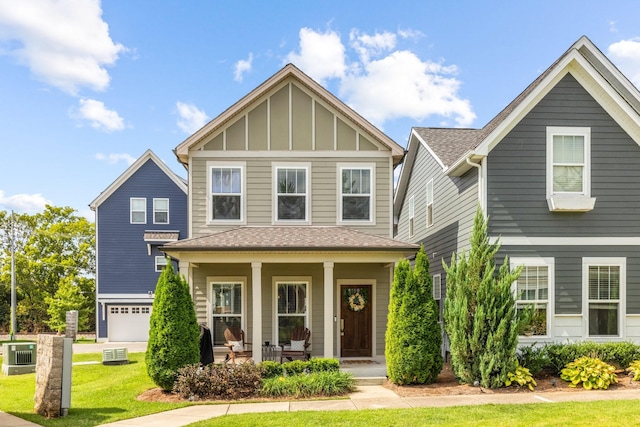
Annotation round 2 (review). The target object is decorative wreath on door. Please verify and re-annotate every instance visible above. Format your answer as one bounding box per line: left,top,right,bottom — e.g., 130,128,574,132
344,288,368,312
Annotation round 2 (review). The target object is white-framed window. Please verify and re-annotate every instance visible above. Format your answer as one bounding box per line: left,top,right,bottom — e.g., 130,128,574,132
155,256,168,272
583,258,626,338
274,165,309,222
339,165,373,222
408,195,415,237
130,198,146,224
153,198,169,224
512,258,554,338
433,274,442,322
209,163,245,223
209,278,246,346
426,179,434,228
274,278,310,346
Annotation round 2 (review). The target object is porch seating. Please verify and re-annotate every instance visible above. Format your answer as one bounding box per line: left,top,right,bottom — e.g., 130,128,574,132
280,326,311,363
223,327,252,364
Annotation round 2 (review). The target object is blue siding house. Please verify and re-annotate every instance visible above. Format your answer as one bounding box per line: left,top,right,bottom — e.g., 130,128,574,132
89,150,188,342
395,36,640,345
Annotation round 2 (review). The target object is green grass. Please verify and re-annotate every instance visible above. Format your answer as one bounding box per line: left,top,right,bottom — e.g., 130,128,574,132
185,399,640,427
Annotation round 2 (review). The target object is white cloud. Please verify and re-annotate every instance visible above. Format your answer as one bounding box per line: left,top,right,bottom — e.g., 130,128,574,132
176,101,209,134
0,190,51,213
234,53,253,82
608,38,640,88
95,152,136,165
285,28,346,84
350,29,396,63
0,0,125,95
73,98,125,132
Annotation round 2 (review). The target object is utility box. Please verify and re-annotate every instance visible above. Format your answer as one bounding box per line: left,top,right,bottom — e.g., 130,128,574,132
2,342,37,375
102,348,129,365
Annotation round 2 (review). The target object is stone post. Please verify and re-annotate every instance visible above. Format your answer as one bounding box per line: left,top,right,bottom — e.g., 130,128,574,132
34,335,72,418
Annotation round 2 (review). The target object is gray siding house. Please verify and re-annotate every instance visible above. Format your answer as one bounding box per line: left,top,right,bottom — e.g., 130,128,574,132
394,36,640,345
162,64,417,362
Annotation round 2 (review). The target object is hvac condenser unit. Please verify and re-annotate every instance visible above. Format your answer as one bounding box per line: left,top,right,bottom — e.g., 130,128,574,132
2,342,37,375
102,347,129,365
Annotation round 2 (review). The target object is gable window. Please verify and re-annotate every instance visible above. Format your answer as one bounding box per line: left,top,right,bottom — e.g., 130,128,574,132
275,166,308,222
546,127,595,211
210,164,244,222
340,167,373,221
155,256,168,272
153,198,169,224
408,196,415,237
210,280,245,346
512,258,554,338
275,281,308,346
130,198,146,224
426,179,434,228
583,258,625,337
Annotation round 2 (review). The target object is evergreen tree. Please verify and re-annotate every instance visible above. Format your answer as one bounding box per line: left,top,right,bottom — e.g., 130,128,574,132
443,207,522,388
146,261,200,390
386,246,443,385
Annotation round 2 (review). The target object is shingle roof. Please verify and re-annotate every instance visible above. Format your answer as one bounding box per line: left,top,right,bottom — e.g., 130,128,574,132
413,128,482,168
161,226,418,252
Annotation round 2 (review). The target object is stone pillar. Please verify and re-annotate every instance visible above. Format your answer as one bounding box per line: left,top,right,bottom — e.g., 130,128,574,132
34,335,72,418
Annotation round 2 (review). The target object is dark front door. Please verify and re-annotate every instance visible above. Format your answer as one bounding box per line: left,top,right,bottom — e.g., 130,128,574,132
340,285,372,357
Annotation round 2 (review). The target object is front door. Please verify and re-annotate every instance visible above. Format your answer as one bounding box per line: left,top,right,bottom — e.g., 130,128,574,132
340,285,372,357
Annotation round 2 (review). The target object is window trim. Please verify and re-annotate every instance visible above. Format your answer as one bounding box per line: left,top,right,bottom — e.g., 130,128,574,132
130,197,146,224
272,276,311,347
337,163,375,225
153,198,169,225
582,257,626,339
433,274,442,323
207,276,247,348
426,179,434,228
154,256,168,272
207,161,246,225
408,195,415,237
273,163,310,224
511,257,555,340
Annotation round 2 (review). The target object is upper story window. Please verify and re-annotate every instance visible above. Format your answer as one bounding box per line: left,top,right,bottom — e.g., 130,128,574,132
130,198,146,224
426,179,434,228
339,165,373,222
209,163,245,223
153,198,169,224
275,166,308,222
155,256,168,272
546,127,595,212
408,195,415,237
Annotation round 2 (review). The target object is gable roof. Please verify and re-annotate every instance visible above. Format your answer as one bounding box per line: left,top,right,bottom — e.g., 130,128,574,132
173,63,405,165
89,149,187,210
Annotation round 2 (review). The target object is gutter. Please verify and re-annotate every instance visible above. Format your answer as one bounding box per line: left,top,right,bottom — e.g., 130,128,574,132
465,157,485,212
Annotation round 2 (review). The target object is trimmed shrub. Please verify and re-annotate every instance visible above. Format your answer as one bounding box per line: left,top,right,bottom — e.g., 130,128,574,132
544,341,640,374
516,344,549,377
260,358,340,379
173,362,264,400
261,371,355,398
146,262,200,390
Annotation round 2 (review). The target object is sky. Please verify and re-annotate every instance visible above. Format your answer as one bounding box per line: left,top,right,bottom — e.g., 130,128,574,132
1,1,640,221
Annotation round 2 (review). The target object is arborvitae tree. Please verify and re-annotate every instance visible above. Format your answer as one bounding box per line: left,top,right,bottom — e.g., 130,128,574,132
443,207,523,388
386,246,443,385
146,261,200,390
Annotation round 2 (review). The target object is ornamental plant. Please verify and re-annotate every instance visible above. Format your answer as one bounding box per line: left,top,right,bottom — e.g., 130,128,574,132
505,361,537,391
627,360,640,381
560,356,618,390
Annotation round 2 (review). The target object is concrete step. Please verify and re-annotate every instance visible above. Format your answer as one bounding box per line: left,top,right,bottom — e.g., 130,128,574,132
354,376,386,386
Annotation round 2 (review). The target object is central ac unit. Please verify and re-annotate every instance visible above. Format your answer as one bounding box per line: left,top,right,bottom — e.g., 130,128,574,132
2,342,37,375
102,347,129,365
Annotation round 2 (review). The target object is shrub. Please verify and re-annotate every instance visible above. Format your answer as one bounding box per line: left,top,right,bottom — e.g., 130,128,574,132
560,357,618,390
260,358,340,378
261,371,355,398
627,360,640,381
173,362,264,400
516,344,549,377
259,361,284,378
505,361,537,391
146,262,200,390
544,341,640,374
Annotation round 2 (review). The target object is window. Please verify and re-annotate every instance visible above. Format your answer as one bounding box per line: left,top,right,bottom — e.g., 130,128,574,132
426,179,434,227
340,167,372,221
275,281,308,345
512,258,554,338
130,198,146,224
210,165,244,222
155,256,168,272
584,258,625,337
275,166,308,221
153,198,169,224
211,281,244,346
408,196,415,237
433,274,442,322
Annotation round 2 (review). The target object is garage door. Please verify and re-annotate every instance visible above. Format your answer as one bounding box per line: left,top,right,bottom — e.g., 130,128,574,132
108,305,152,342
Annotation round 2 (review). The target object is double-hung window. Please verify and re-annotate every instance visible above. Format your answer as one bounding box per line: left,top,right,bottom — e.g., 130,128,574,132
275,166,308,222
426,179,434,227
153,198,169,224
408,196,415,237
340,165,373,222
512,258,554,337
584,258,625,337
210,164,244,222
210,280,244,346
155,256,168,272
275,280,308,346
130,198,146,224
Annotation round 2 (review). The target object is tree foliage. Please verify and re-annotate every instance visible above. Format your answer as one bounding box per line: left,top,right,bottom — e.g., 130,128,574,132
146,261,200,390
0,206,95,333
443,207,523,389
386,245,443,385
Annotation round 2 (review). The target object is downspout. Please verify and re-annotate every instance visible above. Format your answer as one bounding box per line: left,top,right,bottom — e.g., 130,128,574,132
465,157,484,213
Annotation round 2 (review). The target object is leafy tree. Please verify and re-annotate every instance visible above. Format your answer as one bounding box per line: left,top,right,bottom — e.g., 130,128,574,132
45,276,89,334
386,245,443,385
146,261,200,390
443,207,523,388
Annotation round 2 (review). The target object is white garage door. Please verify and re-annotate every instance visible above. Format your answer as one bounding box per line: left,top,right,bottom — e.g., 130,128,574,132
108,305,152,342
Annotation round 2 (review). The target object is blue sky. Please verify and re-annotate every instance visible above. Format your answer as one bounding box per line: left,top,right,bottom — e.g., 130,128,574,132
1,0,640,220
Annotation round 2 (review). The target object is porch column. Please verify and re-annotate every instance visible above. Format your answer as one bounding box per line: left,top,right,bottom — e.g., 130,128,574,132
251,262,262,363
323,262,334,358
178,261,192,297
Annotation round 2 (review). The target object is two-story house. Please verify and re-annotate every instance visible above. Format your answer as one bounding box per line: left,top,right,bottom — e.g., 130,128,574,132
394,36,640,346
162,64,417,362
90,149,188,342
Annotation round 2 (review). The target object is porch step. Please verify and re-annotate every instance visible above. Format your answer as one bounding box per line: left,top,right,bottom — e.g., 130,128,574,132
354,376,386,386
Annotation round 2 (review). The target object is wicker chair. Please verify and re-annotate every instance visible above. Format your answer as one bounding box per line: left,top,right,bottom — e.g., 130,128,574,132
279,326,311,363
223,327,252,364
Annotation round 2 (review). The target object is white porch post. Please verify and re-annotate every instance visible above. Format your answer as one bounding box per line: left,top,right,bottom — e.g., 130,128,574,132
252,262,263,363
323,262,334,359
178,261,192,296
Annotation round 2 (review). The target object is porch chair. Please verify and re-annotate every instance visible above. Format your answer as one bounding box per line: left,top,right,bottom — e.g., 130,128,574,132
223,326,252,364
279,326,311,363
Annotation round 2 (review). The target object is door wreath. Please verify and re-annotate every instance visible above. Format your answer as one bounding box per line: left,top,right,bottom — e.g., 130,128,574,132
344,288,368,312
